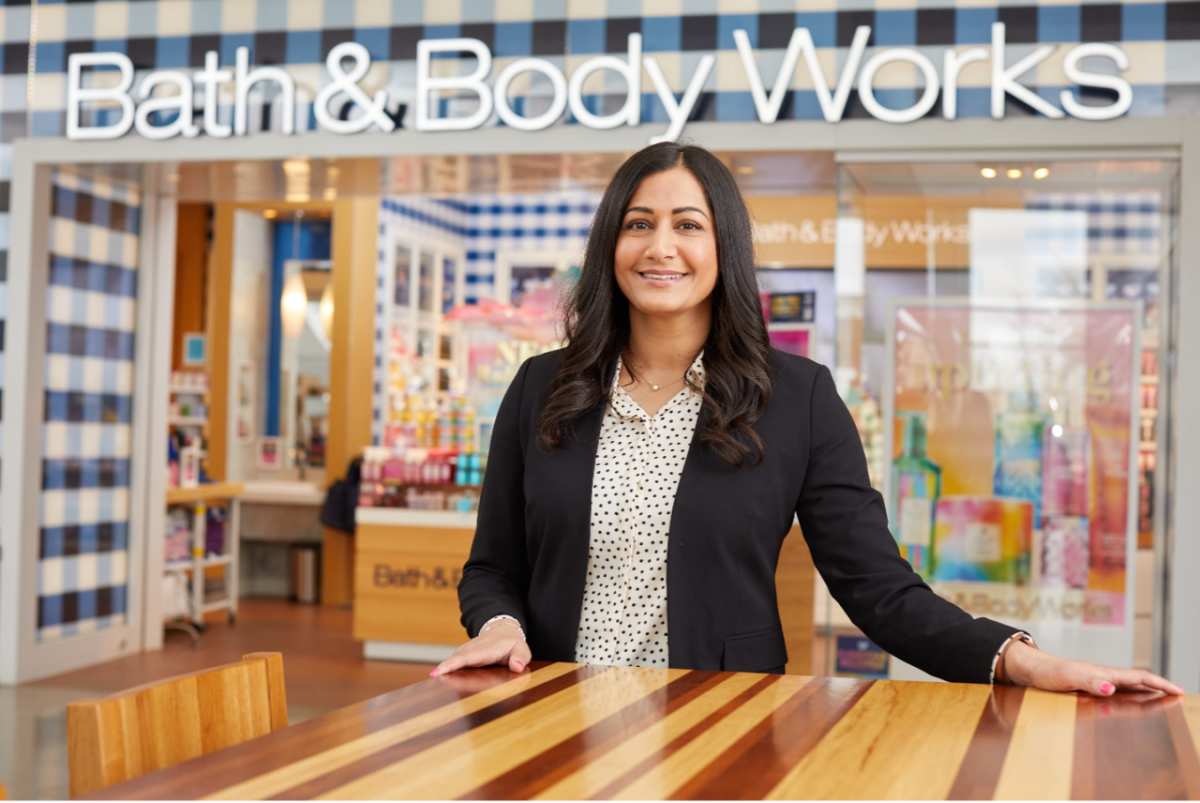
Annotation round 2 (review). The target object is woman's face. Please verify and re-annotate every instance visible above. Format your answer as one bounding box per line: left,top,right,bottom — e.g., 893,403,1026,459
614,167,718,322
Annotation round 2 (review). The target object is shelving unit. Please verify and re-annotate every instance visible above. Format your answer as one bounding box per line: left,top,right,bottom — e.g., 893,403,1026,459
380,233,469,446
164,482,244,631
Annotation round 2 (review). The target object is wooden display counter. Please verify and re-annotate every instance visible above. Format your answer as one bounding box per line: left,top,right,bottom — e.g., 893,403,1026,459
354,508,814,672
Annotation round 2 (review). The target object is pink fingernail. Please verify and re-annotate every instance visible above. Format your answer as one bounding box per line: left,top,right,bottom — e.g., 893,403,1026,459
514,661,524,671
1101,683,1114,694
430,669,439,677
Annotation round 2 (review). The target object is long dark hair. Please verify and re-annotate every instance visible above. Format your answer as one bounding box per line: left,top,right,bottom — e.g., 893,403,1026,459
535,142,772,468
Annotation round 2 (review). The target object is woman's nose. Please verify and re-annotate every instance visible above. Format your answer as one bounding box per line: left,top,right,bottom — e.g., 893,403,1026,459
646,227,677,260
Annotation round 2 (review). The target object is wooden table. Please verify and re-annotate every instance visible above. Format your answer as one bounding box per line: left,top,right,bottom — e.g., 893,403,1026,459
89,662,1200,800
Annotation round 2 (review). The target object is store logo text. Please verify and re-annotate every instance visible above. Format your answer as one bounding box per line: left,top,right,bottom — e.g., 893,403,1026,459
67,24,1132,143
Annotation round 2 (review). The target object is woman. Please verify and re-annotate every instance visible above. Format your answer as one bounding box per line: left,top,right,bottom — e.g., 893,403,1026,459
435,142,1181,697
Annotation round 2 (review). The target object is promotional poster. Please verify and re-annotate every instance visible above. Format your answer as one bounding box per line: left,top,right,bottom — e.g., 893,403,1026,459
887,301,1140,641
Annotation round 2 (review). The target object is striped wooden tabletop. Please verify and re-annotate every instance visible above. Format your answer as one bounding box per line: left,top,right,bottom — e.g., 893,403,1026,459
89,662,1200,800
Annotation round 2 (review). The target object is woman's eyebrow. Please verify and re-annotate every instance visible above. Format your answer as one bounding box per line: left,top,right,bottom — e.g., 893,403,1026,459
623,205,711,220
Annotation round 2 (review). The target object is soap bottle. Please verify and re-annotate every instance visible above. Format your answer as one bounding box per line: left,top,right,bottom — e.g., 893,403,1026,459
167,434,180,488
890,411,942,577
993,392,1047,523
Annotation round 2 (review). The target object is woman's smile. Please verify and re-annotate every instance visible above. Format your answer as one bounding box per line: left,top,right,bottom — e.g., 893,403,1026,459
638,269,689,287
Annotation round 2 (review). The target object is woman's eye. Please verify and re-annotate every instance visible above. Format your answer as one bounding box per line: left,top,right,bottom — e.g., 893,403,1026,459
625,220,650,230
679,221,701,230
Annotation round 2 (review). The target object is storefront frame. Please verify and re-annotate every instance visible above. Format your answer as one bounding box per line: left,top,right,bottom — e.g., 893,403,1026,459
1,116,1196,688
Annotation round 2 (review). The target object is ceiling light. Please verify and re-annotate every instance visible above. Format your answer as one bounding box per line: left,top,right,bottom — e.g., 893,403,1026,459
1007,168,1023,179
263,209,277,219
981,167,997,178
282,158,310,177
1034,167,1050,179
281,273,308,339
736,165,756,175
320,282,335,341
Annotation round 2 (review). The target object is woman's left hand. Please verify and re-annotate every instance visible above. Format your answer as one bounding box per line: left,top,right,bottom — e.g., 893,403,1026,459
1003,640,1185,696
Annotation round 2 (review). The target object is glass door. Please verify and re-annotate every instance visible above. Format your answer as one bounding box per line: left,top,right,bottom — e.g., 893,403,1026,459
825,156,1179,680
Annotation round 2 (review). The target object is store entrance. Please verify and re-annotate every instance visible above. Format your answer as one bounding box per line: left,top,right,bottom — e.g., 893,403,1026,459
6,146,1181,684
162,160,383,633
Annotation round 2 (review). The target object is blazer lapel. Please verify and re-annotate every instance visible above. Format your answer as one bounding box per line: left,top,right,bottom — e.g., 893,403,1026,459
667,402,714,553
532,394,605,661
666,403,721,668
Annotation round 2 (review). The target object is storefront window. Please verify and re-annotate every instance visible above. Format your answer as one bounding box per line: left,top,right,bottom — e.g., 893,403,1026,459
829,159,1179,678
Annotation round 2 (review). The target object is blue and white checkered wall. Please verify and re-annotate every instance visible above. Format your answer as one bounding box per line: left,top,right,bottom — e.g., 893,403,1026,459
37,167,140,643
1028,192,1162,255
372,191,598,443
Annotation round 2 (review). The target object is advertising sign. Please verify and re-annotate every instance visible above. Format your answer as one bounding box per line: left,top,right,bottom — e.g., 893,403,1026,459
885,300,1140,670
66,26,1133,143
768,325,813,359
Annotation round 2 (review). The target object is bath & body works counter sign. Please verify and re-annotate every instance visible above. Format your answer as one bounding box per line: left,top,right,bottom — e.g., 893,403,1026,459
66,24,1133,143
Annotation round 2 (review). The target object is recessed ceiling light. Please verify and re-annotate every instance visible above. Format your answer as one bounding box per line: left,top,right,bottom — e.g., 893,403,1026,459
1034,167,1050,179
981,167,997,178
1007,168,1023,179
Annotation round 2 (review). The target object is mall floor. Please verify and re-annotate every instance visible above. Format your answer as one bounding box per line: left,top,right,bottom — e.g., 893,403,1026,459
0,599,432,800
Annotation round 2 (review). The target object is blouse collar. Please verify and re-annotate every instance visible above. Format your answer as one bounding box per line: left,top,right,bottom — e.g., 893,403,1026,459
610,351,706,421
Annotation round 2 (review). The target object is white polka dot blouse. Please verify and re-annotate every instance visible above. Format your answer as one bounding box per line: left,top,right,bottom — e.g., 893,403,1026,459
571,352,706,668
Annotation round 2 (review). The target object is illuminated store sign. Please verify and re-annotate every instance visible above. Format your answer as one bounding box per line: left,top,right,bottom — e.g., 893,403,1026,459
66,24,1132,143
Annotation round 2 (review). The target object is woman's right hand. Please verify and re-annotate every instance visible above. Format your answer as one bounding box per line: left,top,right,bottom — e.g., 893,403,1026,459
430,626,531,676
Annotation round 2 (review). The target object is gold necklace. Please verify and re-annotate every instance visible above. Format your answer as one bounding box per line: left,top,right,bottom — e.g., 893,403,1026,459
623,353,690,392
646,376,683,392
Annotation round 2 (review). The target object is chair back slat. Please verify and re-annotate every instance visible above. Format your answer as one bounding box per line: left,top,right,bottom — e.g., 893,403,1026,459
68,652,287,798
138,677,204,771
245,652,289,730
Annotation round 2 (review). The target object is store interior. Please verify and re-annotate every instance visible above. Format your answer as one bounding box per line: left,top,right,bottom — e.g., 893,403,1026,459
141,149,1177,676
0,144,1180,798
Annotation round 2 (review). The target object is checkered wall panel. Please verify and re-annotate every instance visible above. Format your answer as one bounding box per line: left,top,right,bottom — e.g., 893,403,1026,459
6,2,1199,140
37,167,140,643
372,191,597,444
1028,192,1163,255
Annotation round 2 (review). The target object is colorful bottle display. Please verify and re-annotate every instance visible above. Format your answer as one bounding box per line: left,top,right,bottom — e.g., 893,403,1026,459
993,395,1046,523
358,446,485,512
932,497,1033,584
385,393,478,454
1040,402,1091,589
890,411,942,577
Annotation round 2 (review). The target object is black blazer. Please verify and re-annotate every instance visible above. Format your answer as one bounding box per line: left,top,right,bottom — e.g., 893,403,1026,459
458,348,1021,683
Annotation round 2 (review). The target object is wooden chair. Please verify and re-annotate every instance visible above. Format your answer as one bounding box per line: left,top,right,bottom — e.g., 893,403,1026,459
67,652,287,798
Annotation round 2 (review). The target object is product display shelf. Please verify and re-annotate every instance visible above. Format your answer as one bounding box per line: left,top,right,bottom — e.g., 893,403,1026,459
169,376,210,440
164,482,244,630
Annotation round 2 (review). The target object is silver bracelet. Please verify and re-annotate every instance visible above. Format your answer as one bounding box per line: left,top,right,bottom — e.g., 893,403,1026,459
991,632,1037,685
479,615,526,641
